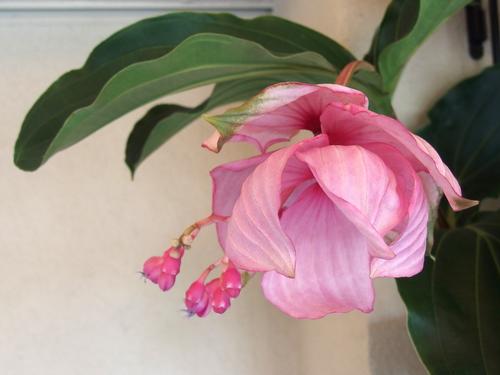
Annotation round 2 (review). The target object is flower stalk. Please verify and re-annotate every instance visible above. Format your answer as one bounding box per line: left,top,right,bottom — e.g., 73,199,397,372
335,60,374,86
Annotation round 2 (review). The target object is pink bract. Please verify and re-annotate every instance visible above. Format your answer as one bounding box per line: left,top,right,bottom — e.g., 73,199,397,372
206,82,477,319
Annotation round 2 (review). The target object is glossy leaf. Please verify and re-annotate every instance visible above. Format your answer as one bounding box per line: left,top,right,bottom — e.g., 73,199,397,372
419,65,500,201
369,0,471,93
397,212,500,374
365,0,419,64
14,12,354,171
15,33,336,171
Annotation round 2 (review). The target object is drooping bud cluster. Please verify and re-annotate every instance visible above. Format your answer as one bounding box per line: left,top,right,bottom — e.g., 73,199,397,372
142,246,185,291
142,215,245,317
184,261,242,317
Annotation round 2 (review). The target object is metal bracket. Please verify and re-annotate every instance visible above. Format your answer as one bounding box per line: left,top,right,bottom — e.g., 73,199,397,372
466,0,500,63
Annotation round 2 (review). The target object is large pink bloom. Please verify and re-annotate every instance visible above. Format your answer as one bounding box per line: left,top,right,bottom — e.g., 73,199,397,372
205,82,477,319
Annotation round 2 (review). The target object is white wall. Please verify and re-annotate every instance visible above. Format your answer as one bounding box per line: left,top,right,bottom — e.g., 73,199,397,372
0,10,302,375
0,1,492,374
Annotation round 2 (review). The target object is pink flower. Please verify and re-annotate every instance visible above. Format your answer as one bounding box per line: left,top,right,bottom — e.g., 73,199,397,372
202,82,477,319
183,265,240,316
143,246,184,291
141,82,477,319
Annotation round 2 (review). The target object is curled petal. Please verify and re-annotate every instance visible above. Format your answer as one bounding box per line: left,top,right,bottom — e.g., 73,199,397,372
225,135,329,277
262,184,374,319
203,83,368,152
366,146,429,278
201,130,223,153
210,152,271,248
297,145,402,259
370,176,428,278
320,103,478,211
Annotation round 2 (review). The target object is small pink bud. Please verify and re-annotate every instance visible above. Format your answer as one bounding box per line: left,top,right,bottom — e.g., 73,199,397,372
194,294,211,317
211,288,231,314
147,267,162,284
185,281,209,314
143,256,164,278
205,278,221,296
162,247,184,275
221,267,242,298
162,257,181,275
158,273,176,291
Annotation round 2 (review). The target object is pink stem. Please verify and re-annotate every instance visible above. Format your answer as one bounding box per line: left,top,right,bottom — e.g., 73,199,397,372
179,214,229,246
198,257,225,282
335,61,374,86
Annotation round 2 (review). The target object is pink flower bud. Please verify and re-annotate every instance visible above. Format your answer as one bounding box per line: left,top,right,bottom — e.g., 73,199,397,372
211,288,231,314
185,281,209,315
162,257,180,275
205,278,221,296
143,256,164,278
157,273,176,291
147,268,162,284
162,247,184,275
195,295,210,317
220,267,242,298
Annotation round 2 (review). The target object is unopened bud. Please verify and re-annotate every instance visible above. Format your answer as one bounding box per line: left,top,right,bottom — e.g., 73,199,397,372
158,273,176,291
143,256,164,277
185,281,209,315
211,288,231,314
221,267,242,298
162,247,184,275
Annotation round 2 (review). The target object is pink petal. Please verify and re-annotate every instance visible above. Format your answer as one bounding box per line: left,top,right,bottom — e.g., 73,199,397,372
225,134,329,277
365,145,429,278
320,103,478,211
201,130,222,153
210,152,271,249
262,184,374,319
362,143,415,219
297,145,402,259
203,83,368,153
418,171,443,211
370,176,428,278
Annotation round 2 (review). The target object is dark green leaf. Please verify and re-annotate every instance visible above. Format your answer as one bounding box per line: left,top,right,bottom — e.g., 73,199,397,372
369,0,471,93
15,33,336,171
419,65,500,201
365,0,419,65
397,212,500,374
14,12,354,171
396,257,444,374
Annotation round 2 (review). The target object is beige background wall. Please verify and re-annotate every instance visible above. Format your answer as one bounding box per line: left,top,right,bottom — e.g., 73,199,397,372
0,1,491,374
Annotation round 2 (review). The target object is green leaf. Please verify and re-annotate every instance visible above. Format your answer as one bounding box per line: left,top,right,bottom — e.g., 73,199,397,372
126,76,313,175
365,0,420,65
397,212,500,374
369,0,471,93
14,12,354,172
15,33,336,171
419,65,500,201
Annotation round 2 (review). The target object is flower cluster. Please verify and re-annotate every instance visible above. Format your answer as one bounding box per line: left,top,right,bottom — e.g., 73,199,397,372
185,261,242,316
143,81,477,319
143,246,184,291
142,216,243,316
